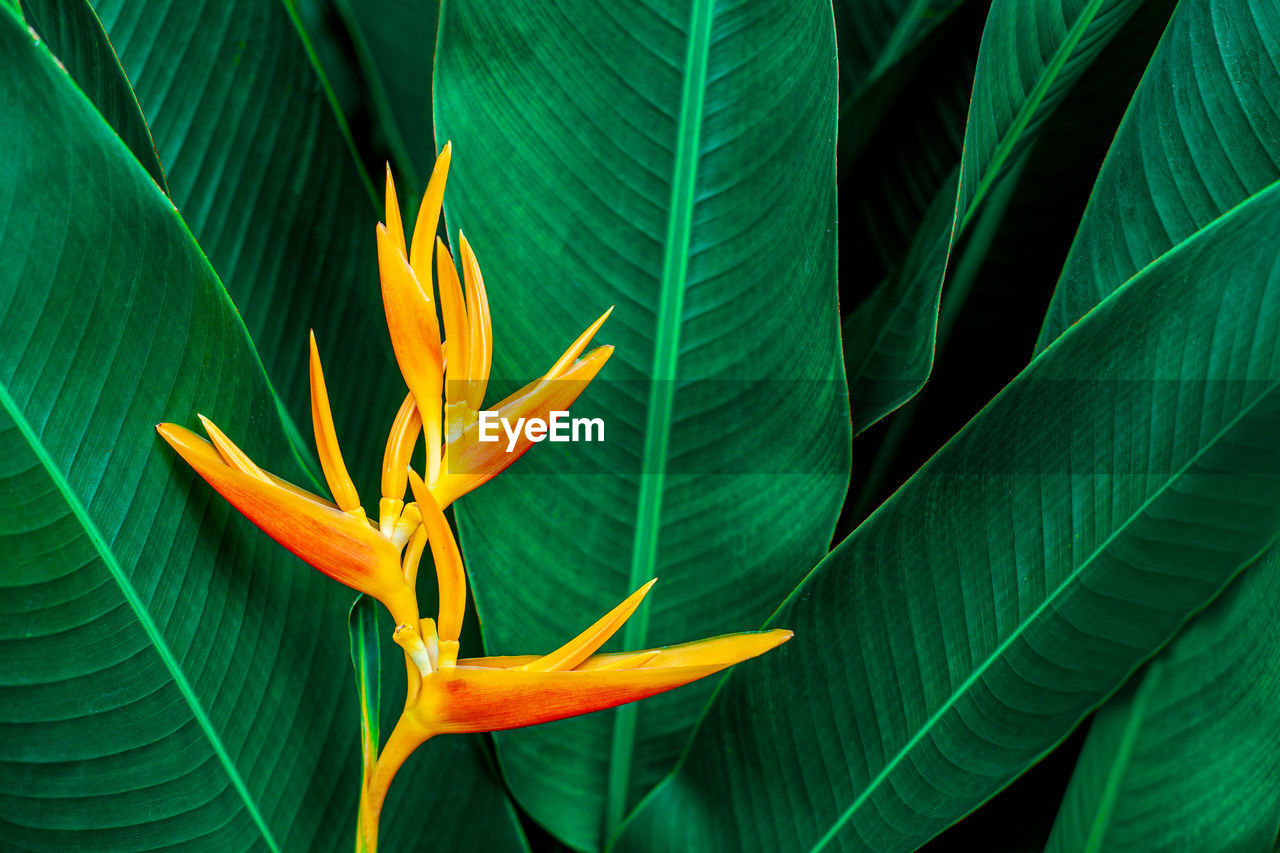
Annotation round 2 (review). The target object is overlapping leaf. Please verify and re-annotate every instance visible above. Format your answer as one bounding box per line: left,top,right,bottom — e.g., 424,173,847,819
843,0,1146,435
0,12,523,851
1037,0,1280,352
433,0,849,848
617,162,1280,852
1046,548,1280,852
22,0,168,194
89,0,403,498
331,0,438,204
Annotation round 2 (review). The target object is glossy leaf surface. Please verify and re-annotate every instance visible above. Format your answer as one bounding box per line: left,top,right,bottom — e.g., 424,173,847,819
90,0,404,499
1037,0,1280,351
842,0,1145,434
433,0,849,847
22,0,168,193
1047,549,1280,852
618,162,1280,852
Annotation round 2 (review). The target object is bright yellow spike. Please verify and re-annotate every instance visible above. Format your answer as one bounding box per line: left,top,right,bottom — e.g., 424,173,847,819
308,333,362,514
459,233,492,411
408,469,466,646
543,306,614,380
379,392,422,534
377,224,443,482
384,164,407,258
436,237,470,399
409,143,451,287
520,579,658,673
197,414,267,481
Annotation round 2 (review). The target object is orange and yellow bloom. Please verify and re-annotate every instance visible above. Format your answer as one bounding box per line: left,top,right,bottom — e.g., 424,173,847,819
156,143,791,853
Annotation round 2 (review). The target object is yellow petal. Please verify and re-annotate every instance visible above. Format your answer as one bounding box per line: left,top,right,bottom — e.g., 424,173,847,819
156,423,418,627
401,524,428,587
384,164,407,258
543,307,613,381
409,143,451,287
308,332,362,514
377,224,443,469
436,237,470,403
520,579,657,672
459,233,492,412
408,469,466,645
592,650,660,671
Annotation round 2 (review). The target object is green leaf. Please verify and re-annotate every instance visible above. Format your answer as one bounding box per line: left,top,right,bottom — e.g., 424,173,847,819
616,165,1280,852
348,596,383,781
1036,0,1280,352
0,12,352,847
90,0,403,499
1046,548,1280,852
22,0,168,194
432,0,848,848
0,11,524,849
332,0,438,203
842,168,957,434
842,0,1147,434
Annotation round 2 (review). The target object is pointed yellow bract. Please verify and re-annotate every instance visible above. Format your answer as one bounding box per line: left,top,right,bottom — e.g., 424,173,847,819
309,332,362,515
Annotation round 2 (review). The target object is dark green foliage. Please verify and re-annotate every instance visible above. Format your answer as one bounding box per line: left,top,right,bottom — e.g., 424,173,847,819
2,0,1278,850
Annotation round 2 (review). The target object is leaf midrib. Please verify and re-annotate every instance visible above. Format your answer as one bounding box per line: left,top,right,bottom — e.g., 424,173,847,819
810,375,1280,851
958,0,1109,234
1083,661,1162,851
604,0,715,840
0,379,282,853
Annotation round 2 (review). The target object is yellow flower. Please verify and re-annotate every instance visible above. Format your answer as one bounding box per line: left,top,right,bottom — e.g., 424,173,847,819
155,143,613,648
356,476,792,851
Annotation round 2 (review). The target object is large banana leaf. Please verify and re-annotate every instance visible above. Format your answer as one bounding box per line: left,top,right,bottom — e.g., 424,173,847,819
842,0,1145,435
616,163,1280,851
88,0,404,499
432,0,849,848
1046,548,1280,852
1036,0,1280,352
0,13,523,851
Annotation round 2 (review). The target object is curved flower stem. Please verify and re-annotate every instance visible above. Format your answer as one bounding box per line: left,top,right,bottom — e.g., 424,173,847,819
357,712,431,853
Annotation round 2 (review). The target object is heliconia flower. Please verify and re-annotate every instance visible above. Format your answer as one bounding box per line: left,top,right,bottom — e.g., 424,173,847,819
356,474,792,850
376,145,614,526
